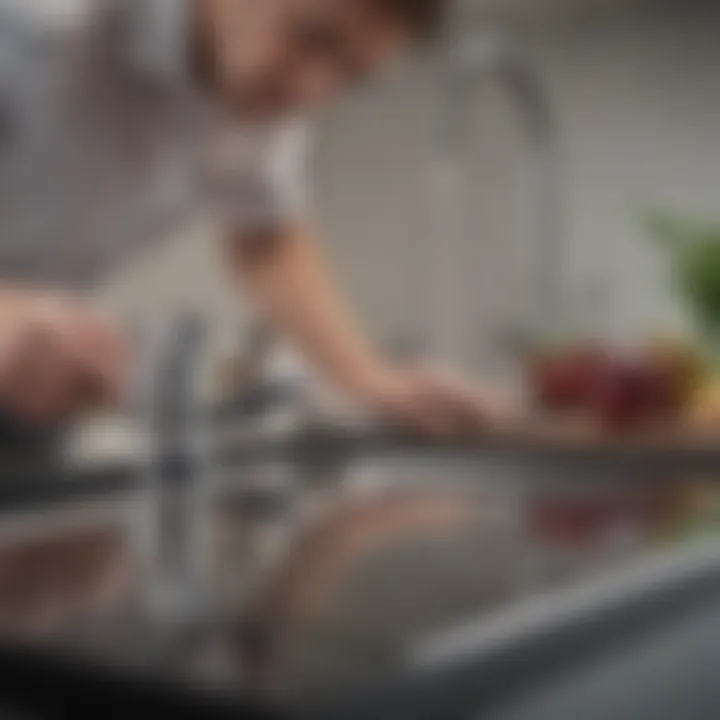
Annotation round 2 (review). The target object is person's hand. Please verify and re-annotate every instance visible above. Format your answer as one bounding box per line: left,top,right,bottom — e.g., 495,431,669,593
360,364,517,437
0,288,130,426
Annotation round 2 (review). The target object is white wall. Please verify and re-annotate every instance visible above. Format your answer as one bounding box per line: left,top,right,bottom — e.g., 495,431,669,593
95,2,720,376
312,2,720,368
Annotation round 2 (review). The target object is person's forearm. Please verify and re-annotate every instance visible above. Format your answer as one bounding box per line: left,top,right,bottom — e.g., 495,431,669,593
229,224,390,399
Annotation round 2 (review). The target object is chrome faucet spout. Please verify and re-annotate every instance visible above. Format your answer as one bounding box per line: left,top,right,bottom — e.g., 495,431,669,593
431,30,562,361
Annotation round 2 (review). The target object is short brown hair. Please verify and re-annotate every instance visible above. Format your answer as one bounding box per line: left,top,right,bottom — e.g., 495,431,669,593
378,0,446,39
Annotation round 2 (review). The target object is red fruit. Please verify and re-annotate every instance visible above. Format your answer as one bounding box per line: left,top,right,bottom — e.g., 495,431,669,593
528,355,574,410
586,358,674,431
644,338,706,410
642,362,680,418
528,342,610,413
643,355,693,418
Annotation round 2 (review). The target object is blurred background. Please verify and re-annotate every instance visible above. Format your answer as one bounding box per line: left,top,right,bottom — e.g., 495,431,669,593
90,0,720,375
0,0,720,717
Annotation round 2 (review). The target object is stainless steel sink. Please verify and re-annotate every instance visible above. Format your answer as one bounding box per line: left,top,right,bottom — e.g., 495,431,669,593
0,449,705,709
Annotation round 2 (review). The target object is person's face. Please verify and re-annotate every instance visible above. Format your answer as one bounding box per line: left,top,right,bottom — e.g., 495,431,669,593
199,0,411,119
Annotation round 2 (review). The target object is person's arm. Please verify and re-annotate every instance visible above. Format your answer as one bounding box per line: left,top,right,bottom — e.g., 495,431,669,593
229,223,390,401
229,224,511,435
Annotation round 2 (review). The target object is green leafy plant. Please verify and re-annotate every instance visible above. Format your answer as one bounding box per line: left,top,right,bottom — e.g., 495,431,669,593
646,209,720,353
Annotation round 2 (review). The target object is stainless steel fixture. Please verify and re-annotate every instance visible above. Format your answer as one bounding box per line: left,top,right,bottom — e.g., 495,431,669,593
431,28,562,361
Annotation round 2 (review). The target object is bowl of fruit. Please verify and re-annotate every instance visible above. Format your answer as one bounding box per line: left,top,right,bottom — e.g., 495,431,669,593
525,336,706,435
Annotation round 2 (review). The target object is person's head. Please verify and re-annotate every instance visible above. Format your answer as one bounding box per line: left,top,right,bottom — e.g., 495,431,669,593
193,0,445,119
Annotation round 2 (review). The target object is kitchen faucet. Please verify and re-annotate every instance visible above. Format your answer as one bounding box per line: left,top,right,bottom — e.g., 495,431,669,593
430,29,563,363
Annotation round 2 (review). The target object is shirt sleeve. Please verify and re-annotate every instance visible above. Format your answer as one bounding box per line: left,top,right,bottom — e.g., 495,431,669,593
210,121,312,235
264,120,312,224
